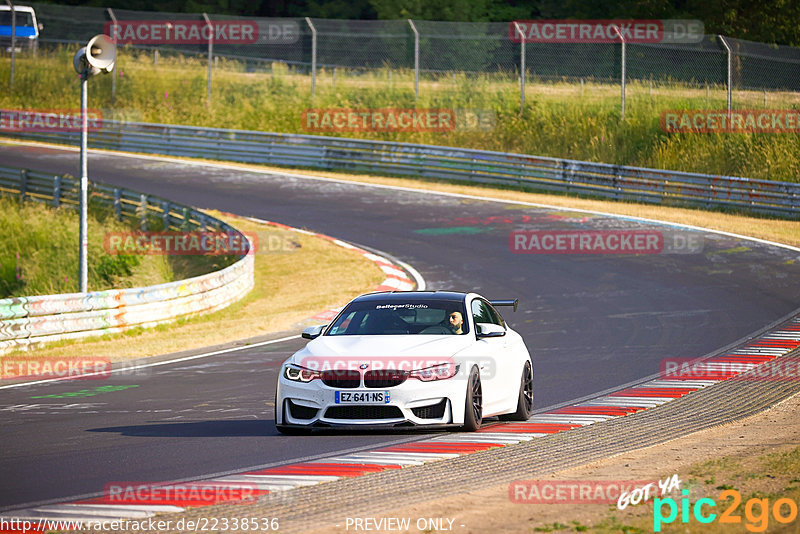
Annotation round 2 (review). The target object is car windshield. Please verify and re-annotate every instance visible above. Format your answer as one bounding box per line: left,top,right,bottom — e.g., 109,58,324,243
0,12,35,27
326,298,469,336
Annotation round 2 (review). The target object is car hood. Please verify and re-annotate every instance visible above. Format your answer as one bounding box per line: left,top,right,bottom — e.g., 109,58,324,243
289,334,473,368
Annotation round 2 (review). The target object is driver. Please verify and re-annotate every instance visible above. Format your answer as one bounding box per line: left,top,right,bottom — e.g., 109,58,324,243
448,311,464,335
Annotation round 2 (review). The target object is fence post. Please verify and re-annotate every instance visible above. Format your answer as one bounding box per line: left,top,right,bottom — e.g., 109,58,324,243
53,175,61,208
305,17,317,98
107,8,118,103
408,19,419,103
718,35,732,114
203,13,213,104
139,194,148,230
5,0,14,90
513,22,525,113
162,201,170,230
19,168,26,202
611,25,626,120
113,188,121,220
181,207,190,230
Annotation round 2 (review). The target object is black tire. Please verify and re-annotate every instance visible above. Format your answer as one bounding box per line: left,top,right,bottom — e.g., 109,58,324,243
499,360,534,421
462,366,483,431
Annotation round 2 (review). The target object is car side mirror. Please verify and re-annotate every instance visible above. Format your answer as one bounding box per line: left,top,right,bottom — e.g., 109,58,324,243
476,323,505,338
301,324,326,340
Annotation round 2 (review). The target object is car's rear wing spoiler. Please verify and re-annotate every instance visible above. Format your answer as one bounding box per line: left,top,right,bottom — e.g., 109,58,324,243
490,299,518,312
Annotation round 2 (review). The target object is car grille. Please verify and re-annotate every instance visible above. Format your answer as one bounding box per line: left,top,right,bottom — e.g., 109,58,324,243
287,400,318,420
324,405,404,420
364,369,408,388
321,370,361,388
411,399,448,419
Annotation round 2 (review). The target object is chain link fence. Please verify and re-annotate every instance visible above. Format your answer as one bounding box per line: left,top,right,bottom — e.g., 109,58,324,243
2,2,800,115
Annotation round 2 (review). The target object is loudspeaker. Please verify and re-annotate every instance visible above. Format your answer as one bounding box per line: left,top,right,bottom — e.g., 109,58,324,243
86,34,116,72
73,34,116,76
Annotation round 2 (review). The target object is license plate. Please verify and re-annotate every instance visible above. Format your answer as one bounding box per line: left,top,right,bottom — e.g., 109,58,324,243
335,391,390,404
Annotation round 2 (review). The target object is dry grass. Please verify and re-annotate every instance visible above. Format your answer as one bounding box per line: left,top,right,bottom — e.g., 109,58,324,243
4,49,800,182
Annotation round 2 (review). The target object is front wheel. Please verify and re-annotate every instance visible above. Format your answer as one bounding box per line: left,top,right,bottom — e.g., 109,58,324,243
500,360,534,421
462,366,483,431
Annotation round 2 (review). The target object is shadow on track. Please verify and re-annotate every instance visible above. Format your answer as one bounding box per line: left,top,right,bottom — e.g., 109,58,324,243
88,420,273,437
86,419,475,438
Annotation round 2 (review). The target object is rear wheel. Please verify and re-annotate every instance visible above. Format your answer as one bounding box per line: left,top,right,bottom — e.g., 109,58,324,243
462,366,483,431
500,360,534,421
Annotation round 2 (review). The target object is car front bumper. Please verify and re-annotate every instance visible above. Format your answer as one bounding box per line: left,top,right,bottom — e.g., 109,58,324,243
276,374,467,428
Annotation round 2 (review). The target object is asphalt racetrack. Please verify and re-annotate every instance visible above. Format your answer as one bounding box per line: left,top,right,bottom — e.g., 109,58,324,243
1,143,798,511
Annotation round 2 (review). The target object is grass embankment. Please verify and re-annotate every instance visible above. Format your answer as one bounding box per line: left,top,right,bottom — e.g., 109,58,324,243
1,47,799,182
3,211,385,361
535,446,800,533
0,195,230,297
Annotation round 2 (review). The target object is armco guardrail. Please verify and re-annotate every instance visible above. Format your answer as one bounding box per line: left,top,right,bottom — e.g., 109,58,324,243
3,120,799,218
0,165,254,355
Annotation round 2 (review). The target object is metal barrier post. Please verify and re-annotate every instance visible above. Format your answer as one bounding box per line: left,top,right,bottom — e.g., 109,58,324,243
112,188,122,220
162,201,170,229
203,13,212,104
719,35,732,113
513,22,525,113
53,175,61,208
408,19,419,103
305,17,317,98
19,168,26,201
139,194,148,230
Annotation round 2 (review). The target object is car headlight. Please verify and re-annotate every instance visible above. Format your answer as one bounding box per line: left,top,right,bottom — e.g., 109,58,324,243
283,363,321,382
409,363,460,381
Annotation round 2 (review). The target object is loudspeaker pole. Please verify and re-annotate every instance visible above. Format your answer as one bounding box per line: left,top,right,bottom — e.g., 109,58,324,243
79,69,89,293
73,34,116,293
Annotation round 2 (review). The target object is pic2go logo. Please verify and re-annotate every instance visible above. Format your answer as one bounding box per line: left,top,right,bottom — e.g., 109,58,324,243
654,489,798,532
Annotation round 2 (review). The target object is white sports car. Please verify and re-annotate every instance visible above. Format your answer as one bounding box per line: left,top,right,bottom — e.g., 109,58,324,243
275,291,534,433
